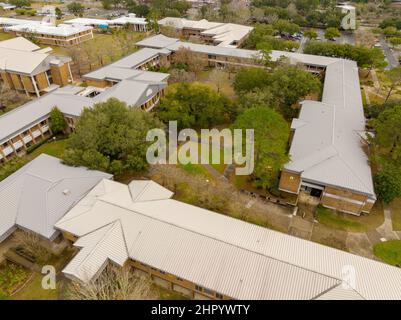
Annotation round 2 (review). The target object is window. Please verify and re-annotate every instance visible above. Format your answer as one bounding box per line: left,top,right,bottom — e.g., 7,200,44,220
216,293,223,299
204,288,214,295
195,285,203,292
46,70,53,84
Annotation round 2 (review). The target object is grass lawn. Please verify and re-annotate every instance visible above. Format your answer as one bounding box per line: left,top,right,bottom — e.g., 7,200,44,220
315,202,384,232
0,33,15,41
390,198,401,231
0,262,30,299
12,272,59,300
29,138,69,159
373,240,401,267
180,163,212,179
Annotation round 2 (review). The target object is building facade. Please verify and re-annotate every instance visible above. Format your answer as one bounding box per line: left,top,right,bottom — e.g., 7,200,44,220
0,18,94,46
0,37,73,97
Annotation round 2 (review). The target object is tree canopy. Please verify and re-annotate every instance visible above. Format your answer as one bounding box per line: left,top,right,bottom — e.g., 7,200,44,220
233,66,321,118
63,98,163,175
49,107,67,135
304,41,387,69
324,27,340,40
371,105,401,203
232,106,290,189
156,82,235,130
67,2,85,16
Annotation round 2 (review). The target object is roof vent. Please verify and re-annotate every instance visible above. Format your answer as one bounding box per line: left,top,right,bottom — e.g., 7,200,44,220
63,189,71,196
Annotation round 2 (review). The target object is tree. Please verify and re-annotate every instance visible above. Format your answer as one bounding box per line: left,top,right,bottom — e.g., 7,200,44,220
63,98,163,175
273,19,300,35
371,105,401,166
9,0,30,7
131,4,150,17
67,266,156,300
268,65,321,117
101,0,112,9
384,66,401,102
304,41,387,69
233,68,270,94
383,26,398,37
49,107,67,135
55,7,62,20
304,28,318,40
171,47,204,79
388,37,401,48
232,106,290,190
324,27,340,40
374,164,401,203
208,69,227,93
67,2,85,16
156,83,235,130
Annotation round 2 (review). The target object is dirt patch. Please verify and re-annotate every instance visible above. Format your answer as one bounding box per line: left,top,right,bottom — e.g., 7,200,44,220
311,223,348,252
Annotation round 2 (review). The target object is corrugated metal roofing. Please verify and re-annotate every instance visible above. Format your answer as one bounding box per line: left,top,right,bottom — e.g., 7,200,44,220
56,179,401,299
0,154,111,241
0,36,40,51
285,60,375,197
0,76,166,144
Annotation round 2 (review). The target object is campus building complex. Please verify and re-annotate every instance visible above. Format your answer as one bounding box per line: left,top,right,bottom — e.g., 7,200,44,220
0,37,73,97
55,178,401,300
0,80,167,163
158,17,253,48
0,18,93,46
137,35,376,214
64,14,148,32
0,154,111,243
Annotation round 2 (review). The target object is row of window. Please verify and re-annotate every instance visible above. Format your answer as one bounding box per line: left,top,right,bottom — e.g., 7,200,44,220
194,285,224,299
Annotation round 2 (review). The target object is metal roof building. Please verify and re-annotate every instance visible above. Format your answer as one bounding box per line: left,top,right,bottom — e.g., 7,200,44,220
0,36,70,76
285,59,375,199
55,178,401,299
0,79,167,147
136,35,377,210
157,18,253,48
0,154,111,242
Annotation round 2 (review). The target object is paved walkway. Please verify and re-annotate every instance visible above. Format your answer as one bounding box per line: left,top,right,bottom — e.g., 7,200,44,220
346,206,400,259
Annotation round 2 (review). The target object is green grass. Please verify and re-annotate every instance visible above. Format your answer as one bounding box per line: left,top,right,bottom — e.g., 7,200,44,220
0,263,30,297
29,138,69,159
180,162,211,178
315,204,384,232
0,33,15,41
390,198,401,231
373,240,401,267
12,273,59,300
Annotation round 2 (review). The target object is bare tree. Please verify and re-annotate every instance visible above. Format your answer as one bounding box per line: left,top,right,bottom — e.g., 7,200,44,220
67,265,157,300
208,68,227,93
12,230,52,264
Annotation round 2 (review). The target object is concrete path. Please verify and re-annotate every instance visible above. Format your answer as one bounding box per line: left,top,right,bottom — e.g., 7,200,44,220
376,209,400,240
380,35,399,70
346,206,400,259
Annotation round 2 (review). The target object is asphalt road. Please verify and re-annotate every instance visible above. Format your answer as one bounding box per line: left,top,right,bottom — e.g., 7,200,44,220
379,36,399,70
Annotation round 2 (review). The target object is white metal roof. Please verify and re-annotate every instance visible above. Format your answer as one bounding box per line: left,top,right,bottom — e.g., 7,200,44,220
83,48,170,82
4,20,92,37
56,179,401,299
64,14,147,27
136,34,180,49
0,154,111,242
0,36,41,51
157,18,253,47
285,59,375,197
0,78,165,144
